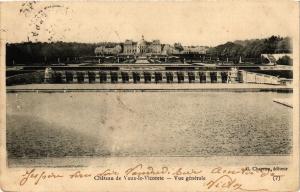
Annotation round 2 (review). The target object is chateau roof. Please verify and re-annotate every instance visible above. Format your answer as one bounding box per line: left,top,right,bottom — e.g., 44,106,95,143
124,40,137,45
137,35,147,46
152,40,160,44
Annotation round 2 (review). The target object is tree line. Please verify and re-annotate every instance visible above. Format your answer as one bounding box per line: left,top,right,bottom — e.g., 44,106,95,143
206,36,292,64
6,41,118,65
6,36,292,65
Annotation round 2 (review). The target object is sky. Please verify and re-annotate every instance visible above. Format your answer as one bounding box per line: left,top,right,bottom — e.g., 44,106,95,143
0,1,298,46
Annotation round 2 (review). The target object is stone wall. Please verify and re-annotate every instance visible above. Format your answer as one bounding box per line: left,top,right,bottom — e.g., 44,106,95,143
240,71,281,85
6,71,45,86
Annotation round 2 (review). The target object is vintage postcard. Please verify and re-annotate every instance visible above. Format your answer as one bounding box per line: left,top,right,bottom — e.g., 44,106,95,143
0,0,299,191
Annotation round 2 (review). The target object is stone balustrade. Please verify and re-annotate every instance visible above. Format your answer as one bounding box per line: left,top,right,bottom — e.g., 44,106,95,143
240,71,281,85
47,70,238,84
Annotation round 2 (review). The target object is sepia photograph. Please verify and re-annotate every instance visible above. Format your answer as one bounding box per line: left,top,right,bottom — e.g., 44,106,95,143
0,1,299,191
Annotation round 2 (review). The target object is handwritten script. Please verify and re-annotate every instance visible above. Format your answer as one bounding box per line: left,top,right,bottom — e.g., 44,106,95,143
19,164,287,191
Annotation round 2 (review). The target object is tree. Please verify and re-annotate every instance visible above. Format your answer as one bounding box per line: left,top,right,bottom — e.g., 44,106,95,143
276,55,292,66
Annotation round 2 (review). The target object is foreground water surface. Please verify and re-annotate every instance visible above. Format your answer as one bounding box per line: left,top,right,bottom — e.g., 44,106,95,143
6,92,292,160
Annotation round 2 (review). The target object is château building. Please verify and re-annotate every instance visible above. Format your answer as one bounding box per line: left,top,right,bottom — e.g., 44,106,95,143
123,40,137,54
94,35,207,56
123,35,162,55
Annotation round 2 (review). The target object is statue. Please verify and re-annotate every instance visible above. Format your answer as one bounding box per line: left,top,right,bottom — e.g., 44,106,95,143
44,67,53,83
228,67,238,83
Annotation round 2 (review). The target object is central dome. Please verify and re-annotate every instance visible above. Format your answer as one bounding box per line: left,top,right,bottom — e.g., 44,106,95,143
138,35,147,46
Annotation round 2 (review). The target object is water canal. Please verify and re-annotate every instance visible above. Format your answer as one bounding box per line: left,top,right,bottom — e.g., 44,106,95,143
6,91,292,163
